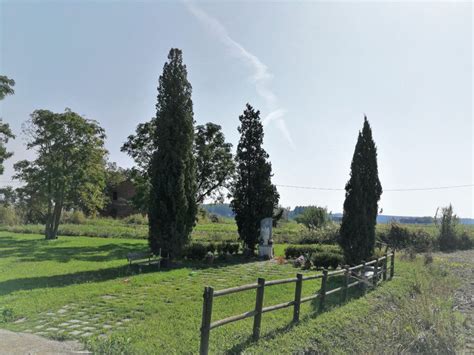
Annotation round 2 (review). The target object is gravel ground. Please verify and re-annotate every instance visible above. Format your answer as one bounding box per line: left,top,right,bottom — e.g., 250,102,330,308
0,329,87,355
434,250,474,354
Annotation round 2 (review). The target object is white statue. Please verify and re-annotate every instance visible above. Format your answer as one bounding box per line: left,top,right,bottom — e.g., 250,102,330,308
258,217,273,258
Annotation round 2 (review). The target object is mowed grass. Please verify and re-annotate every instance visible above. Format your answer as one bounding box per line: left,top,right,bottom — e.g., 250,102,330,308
0,232,463,353
0,232,328,353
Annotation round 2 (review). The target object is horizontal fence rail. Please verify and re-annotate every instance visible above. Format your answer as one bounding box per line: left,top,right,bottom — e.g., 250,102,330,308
200,251,395,355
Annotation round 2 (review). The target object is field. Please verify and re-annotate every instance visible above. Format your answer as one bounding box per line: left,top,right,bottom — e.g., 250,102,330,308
2,217,472,245
0,230,468,353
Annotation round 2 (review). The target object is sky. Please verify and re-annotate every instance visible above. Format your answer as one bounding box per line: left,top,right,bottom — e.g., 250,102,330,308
0,0,472,217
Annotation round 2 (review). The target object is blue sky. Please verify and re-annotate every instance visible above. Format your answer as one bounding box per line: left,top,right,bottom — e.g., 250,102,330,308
0,1,472,217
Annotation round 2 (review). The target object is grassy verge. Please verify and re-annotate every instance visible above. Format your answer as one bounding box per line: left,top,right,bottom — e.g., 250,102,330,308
0,231,465,353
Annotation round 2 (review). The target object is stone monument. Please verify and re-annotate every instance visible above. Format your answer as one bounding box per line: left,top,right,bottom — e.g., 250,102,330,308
258,217,273,259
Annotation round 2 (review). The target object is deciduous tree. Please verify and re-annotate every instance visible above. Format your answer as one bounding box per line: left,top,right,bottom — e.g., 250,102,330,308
14,109,107,239
0,75,16,175
122,121,234,207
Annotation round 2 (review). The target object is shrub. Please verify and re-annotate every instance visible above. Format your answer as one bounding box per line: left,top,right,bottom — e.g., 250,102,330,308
298,225,340,245
311,252,342,269
69,210,87,224
0,206,20,225
285,245,319,259
381,223,434,252
438,204,457,251
209,214,220,223
123,214,148,225
217,241,239,255
284,244,342,259
183,243,207,260
207,242,216,254
458,231,474,250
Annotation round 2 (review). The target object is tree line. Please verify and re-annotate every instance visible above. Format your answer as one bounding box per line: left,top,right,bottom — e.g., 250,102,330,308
1,48,384,264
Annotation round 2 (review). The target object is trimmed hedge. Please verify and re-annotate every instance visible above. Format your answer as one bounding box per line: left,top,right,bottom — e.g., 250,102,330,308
183,241,240,260
311,252,343,269
284,244,342,259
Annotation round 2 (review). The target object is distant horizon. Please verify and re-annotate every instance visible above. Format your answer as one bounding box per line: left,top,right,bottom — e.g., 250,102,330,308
1,1,472,217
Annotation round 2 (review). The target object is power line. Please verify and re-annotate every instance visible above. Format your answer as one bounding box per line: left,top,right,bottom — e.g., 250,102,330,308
1,180,473,192
275,183,474,192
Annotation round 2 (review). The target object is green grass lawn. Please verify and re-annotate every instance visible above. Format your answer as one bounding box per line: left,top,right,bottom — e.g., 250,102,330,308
0,232,464,353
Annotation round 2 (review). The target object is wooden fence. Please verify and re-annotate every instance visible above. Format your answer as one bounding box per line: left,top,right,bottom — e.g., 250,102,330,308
199,251,395,355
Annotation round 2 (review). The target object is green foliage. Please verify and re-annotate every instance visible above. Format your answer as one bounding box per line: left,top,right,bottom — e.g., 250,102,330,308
183,243,208,260
0,75,15,100
438,204,458,251
61,210,87,225
310,251,342,269
457,230,474,250
294,206,330,230
231,104,279,252
284,244,342,259
195,122,235,203
123,213,148,225
13,109,107,239
0,75,16,176
297,225,340,244
380,222,434,252
0,206,20,225
148,49,197,258
340,117,382,265
122,115,234,211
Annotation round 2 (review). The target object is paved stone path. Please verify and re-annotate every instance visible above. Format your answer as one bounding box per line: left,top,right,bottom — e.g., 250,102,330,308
435,250,474,353
0,329,86,354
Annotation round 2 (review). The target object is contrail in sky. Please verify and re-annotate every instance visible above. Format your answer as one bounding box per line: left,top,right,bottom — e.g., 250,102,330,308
185,2,295,148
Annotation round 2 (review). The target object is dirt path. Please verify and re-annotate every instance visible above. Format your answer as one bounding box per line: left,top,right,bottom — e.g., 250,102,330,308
0,329,86,355
434,250,474,353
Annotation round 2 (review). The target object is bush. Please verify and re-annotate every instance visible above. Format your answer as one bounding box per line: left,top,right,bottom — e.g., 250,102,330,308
311,252,342,269
284,244,342,259
217,241,239,255
61,210,87,224
438,204,457,251
69,210,87,224
183,243,207,260
458,231,474,250
123,214,148,225
298,225,340,245
381,223,434,252
209,214,220,223
0,206,20,225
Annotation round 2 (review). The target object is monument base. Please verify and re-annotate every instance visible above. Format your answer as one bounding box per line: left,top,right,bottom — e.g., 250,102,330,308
258,245,273,259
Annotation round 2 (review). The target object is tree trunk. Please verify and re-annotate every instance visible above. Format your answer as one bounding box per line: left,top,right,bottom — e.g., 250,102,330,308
45,185,64,240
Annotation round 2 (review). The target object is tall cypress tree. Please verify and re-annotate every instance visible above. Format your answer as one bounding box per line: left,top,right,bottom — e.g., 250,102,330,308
149,49,196,258
231,104,279,252
339,117,382,265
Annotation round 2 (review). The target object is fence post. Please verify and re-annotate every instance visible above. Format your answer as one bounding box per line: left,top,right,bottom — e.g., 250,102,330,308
293,273,303,322
200,286,214,355
361,261,367,294
390,251,395,280
383,254,388,281
319,269,328,312
373,258,379,287
341,265,349,303
253,278,265,341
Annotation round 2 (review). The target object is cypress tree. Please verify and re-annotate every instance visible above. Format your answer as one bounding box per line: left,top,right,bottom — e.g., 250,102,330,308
231,104,279,252
339,117,382,265
149,49,196,258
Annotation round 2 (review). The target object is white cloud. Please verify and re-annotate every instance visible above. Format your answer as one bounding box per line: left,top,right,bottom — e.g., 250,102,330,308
186,1,294,148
